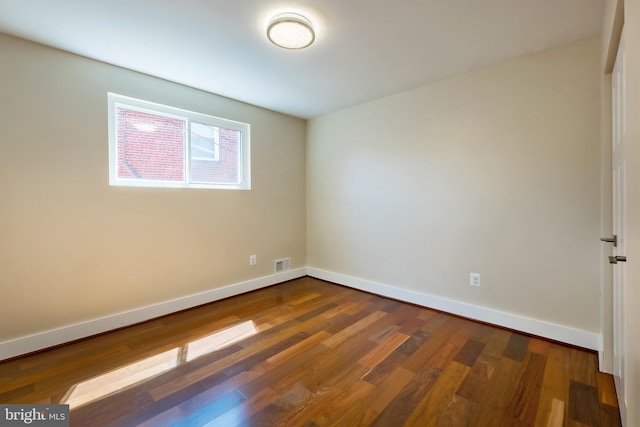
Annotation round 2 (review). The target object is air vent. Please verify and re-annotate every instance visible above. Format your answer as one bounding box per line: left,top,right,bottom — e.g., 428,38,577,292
274,257,291,273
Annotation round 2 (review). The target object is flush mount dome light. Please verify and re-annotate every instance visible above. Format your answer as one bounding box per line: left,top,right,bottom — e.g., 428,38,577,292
267,12,315,49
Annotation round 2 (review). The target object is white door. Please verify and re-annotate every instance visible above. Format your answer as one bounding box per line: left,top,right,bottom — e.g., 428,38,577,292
611,29,628,421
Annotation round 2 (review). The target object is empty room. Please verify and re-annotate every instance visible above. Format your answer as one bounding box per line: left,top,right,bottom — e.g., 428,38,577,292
0,0,638,426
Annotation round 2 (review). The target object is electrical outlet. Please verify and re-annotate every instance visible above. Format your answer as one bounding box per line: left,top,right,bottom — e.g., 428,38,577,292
470,273,480,287
249,255,257,266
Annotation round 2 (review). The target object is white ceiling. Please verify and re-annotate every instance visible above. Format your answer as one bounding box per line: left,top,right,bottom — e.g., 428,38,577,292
0,0,603,119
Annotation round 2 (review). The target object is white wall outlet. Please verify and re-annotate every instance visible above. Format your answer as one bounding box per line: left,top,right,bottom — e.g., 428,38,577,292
470,273,481,287
249,255,257,266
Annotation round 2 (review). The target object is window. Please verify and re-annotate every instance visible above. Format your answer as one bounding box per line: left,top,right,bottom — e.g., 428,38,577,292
108,93,250,189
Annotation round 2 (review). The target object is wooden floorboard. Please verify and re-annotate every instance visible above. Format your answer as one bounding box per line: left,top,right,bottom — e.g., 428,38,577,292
0,277,621,426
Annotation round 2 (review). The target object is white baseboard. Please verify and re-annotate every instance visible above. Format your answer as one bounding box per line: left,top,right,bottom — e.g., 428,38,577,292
0,267,602,361
0,268,306,361
307,267,601,351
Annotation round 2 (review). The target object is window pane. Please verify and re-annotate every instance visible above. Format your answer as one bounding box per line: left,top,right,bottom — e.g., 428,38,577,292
190,123,218,161
190,124,241,184
116,108,185,181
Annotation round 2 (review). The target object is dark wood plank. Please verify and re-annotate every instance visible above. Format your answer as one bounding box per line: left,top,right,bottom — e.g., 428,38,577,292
454,339,486,367
238,338,330,400
568,380,601,426
354,367,415,422
0,383,34,402
358,331,410,370
570,348,598,387
503,332,531,361
295,303,338,322
223,332,310,377
396,329,430,356
169,390,246,426
600,403,623,427
362,349,409,386
435,394,476,427
197,387,277,427
456,353,498,402
369,365,442,426
403,361,470,426
401,317,464,373
467,356,522,426
482,328,512,358
310,379,375,426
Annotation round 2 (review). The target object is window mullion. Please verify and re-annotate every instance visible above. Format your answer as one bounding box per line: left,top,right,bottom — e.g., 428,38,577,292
185,118,191,184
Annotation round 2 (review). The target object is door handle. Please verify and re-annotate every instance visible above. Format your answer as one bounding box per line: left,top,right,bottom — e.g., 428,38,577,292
609,255,627,264
601,236,618,247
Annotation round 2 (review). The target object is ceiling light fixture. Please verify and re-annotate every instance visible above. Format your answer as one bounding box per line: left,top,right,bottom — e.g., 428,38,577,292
267,12,315,50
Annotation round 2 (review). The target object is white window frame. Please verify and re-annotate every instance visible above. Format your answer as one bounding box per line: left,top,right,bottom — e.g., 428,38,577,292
108,93,251,190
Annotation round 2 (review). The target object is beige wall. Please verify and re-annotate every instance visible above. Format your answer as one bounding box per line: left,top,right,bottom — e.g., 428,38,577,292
0,34,306,342
308,39,601,333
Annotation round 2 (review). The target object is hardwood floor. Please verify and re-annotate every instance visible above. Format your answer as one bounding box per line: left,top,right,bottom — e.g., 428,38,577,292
0,277,621,426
